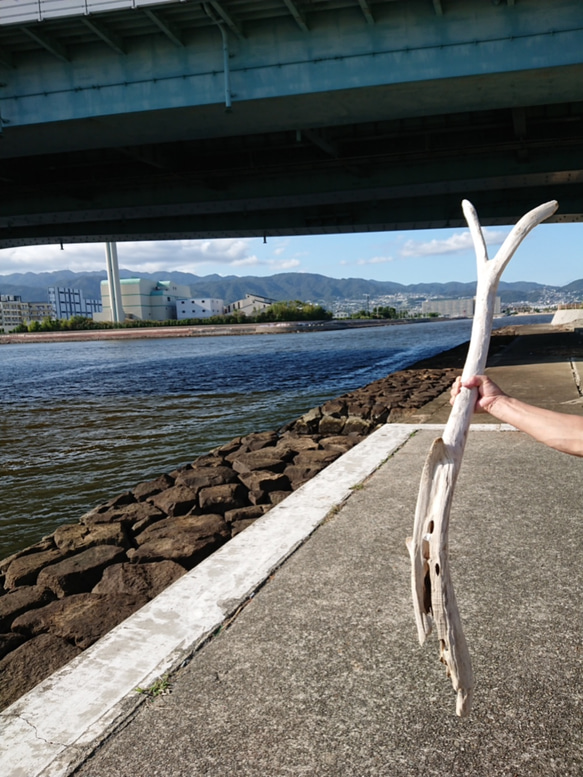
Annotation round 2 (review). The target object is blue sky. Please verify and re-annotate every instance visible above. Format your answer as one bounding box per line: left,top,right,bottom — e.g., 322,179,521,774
0,221,582,287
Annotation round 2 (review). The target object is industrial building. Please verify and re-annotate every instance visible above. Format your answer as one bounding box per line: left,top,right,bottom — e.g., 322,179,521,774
48,287,102,320
176,298,224,320
96,278,192,322
224,294,277,317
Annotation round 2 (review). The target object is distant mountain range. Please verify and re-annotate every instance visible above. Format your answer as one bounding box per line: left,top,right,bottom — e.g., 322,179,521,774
0,269,575,306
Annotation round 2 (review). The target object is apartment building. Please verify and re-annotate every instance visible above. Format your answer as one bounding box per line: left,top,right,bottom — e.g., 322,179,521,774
421,297,501,318
0,295,54,332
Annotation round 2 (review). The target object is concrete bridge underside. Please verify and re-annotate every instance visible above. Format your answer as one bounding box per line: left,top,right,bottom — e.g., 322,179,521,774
1,0,583,249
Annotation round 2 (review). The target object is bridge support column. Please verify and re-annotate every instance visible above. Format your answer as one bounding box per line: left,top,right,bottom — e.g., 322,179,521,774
105,242,125,323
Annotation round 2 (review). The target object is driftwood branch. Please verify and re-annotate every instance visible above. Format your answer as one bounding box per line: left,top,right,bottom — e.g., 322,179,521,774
407,198,558,716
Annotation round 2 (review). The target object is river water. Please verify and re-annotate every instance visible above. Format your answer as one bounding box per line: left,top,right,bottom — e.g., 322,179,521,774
0,316,550,558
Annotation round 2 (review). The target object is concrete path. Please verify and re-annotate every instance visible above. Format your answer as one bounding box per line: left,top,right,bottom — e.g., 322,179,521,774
74,429,583,777
2,328,583,776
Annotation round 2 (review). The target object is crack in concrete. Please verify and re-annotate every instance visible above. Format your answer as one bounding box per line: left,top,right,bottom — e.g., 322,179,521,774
14,712,65,748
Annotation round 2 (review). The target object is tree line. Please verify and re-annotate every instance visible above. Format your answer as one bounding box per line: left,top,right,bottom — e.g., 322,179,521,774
11,300,333,333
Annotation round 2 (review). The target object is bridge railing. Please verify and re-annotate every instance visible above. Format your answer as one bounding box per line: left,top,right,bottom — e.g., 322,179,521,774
0,0,182,25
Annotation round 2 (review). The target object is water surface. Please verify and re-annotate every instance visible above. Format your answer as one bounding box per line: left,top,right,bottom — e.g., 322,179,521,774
0,317,550,557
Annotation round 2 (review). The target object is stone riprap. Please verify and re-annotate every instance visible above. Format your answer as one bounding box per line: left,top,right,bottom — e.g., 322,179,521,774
0,352,474,710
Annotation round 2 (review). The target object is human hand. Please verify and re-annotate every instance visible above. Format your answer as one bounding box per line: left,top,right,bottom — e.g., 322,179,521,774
450,375,507,414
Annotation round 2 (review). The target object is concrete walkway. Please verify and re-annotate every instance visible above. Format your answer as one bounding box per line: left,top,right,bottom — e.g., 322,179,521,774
2,328,583,776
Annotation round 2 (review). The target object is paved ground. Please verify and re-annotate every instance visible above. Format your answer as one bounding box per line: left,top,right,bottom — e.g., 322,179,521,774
70,328,583,777
3,327,583,776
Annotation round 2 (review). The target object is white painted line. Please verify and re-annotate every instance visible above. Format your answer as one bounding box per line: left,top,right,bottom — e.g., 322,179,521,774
0,424,415,777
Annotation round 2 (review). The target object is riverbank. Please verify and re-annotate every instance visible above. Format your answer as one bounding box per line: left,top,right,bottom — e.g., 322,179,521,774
0,317,448,344
0,329,521,710
0,323,564,711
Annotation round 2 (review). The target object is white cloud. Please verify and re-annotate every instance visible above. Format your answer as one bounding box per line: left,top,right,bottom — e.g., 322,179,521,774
0,238,274,276
232,256,300,271
357,255,394,266
400,229,507,259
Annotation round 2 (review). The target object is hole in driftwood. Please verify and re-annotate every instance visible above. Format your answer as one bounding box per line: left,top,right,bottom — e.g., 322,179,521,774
435,563,440,576
423,570,432,613
427,520,434,533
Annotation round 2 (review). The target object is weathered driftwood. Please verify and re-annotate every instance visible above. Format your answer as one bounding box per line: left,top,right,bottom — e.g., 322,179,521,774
407,198,558,716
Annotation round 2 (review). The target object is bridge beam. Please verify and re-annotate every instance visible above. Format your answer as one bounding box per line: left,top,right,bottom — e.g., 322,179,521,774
142,10,184,48
1,0,583,246
81,18,125,56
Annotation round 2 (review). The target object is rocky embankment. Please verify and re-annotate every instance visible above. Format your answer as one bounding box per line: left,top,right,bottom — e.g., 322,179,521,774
0,336,513,710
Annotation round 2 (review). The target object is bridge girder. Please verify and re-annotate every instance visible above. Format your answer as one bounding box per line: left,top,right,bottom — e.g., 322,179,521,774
1,0,583,247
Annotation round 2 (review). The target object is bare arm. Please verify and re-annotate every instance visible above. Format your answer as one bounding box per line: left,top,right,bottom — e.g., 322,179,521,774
451,375,583,457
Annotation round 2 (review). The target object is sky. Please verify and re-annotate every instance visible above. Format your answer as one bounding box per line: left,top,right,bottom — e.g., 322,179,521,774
1,221,582,287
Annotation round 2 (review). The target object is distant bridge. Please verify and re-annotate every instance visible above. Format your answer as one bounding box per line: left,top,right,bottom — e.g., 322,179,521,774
1,0,583,249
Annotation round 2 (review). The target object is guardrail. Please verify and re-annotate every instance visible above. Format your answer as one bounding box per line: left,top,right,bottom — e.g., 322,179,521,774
0,0,181,25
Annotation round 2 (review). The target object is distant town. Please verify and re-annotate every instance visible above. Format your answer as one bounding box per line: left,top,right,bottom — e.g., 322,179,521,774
1,270,582,334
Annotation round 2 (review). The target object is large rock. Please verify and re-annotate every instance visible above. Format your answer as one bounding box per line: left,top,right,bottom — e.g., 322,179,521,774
320,398,347,416
36,544,127,597
215,437,242,456
346,399,373,419
129,513,229,567
0,585,56,631
83,501,166,529
224,505,268,523
134,513,228,546
284,464,328,490
132,473,174,501
4,548,66,590
292,449,341,468
318,415,345,435
343,416,373,435
319,435,360,453
237,470,291,505
148,484,199,517
291,406,322,434
11,593,148,649
370,403,390,424
239,430,279,451
0,633,81,711
268,490,292,506
80,492,137,525
92,561,186,599
175,466,239,492
277,434,320,453
53,522,129,553
0,536,55,575
0,632,26,661
229,448,289,474
198,483,248,514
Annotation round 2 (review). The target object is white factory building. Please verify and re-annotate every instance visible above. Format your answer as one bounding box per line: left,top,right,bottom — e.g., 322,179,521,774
96,278,192,322
176,298,225,320
95,277,277,324
224,293,277,316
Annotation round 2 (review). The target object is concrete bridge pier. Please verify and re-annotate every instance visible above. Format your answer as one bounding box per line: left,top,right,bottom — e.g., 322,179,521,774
104,242,124,324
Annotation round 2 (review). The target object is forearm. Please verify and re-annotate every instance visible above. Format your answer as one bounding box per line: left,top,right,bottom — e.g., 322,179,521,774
486,395,583,457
